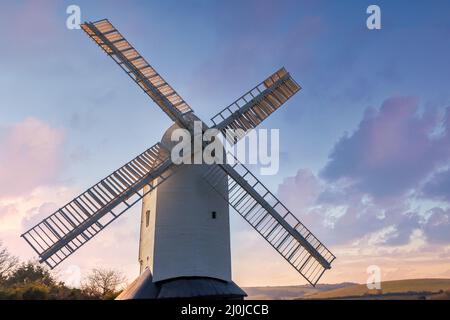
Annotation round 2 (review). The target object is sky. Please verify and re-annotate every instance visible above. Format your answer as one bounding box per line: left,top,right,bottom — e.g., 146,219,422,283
1,0,450,287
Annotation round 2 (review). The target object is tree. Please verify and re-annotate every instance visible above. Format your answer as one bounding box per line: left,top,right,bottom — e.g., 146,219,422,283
20,282,51,300
81,268,126,300
0,241,18,282
0,241,125,300
1,261,56,300
5,261,55,287
0,260,92,300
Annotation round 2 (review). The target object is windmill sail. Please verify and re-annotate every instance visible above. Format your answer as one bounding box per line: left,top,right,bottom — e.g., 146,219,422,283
203,157,335,286
21,143,176,269
20,16,335,285
211,68,300,144
81,19,192,124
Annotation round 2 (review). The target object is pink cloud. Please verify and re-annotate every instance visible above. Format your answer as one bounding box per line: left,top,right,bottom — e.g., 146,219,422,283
423,207,450,243
0,117,140,285
321,97,450,198
0,117,65,197
366,97,434,169
276,97,450,248
277,169,321,212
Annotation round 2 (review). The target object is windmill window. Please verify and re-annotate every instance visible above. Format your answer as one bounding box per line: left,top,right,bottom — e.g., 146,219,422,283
212,211,217,219
145,210,150,227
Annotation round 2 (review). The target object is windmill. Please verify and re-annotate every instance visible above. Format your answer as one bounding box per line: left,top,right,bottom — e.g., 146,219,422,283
21,19,335,299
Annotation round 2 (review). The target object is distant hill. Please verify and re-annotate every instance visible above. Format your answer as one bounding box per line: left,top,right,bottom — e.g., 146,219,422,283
243,279,450,300
243,282,356,300
303,278,450,300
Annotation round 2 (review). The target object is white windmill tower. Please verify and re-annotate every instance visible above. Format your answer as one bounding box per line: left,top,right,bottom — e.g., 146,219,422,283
21,19,335,299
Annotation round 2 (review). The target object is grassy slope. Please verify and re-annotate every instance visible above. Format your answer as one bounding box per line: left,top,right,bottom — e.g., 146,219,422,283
304,278,450,299
243,283,355,300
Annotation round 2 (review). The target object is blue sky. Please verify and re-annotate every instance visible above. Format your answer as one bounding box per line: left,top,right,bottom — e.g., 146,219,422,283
1,0,450,286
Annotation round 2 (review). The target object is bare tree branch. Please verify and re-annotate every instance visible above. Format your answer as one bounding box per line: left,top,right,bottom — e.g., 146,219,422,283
81,268,126,299
0,241,18,281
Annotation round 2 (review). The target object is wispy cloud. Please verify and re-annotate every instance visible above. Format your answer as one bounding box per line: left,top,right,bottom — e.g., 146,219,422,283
272,96,450,284
0,117,139,284
0,117,65,197
321,96,449,198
